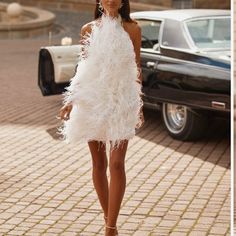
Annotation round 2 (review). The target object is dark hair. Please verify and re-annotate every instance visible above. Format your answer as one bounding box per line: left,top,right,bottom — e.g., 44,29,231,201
94,0,135,23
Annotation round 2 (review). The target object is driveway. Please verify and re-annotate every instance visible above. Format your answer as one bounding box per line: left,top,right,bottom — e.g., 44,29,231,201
0,7,231,236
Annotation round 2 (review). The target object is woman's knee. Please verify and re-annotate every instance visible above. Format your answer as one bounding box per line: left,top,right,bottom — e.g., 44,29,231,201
109,159,125,173
88,141,108,172
92,156,108,172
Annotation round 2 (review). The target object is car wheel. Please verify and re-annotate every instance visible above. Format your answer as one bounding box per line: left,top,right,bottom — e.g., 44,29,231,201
38,49,54,95
162,103,207,141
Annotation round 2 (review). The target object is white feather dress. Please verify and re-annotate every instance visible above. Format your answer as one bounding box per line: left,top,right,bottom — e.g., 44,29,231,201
58,13,143,151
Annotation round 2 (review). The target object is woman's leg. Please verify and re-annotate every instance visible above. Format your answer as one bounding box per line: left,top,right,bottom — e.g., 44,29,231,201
106,140,129,235
88,141,109,218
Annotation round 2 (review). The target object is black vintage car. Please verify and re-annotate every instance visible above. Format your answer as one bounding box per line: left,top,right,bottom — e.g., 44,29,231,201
38,9,231,141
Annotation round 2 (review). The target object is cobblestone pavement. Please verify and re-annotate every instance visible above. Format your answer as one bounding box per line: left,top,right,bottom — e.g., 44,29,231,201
0,8,231,236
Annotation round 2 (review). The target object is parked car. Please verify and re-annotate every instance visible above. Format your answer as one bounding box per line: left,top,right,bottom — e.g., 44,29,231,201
38,9,231,141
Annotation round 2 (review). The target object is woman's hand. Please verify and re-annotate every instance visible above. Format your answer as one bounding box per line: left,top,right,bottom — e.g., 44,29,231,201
57,103,73,121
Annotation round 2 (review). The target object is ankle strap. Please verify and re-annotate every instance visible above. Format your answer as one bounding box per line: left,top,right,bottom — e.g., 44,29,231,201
106,224,117,230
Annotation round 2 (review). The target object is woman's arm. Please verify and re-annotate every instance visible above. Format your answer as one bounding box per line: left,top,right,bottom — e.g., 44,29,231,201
79,23,92,60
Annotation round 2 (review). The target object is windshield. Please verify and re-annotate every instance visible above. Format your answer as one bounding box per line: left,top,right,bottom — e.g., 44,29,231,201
186,17,230,50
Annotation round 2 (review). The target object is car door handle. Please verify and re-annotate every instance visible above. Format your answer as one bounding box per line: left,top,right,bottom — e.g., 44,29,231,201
146,61,158,69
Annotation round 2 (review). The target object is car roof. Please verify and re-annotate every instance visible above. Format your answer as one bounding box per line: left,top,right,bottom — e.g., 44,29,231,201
131,9,230,22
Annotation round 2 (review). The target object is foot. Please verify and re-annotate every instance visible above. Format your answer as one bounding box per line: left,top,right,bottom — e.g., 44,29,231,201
104,216,118,235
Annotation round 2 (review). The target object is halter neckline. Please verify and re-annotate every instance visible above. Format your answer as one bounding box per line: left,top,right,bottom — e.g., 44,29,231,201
101,13,123,26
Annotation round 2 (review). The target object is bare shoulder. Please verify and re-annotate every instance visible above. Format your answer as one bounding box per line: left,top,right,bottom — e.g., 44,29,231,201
80,21,95,35
123,19,141,42
130,19,141,31
81,17,103,34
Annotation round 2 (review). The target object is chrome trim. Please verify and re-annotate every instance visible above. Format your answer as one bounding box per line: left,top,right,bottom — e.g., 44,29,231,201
143,101,161,110
159,54,229,72
141,48,160,54
211,101,226,109
146,61,158,69
158,18,165,50
163,103,187,134
181,20,197,50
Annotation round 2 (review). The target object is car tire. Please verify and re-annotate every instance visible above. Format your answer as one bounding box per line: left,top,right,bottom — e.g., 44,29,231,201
162,103,208,141
38,49,54,96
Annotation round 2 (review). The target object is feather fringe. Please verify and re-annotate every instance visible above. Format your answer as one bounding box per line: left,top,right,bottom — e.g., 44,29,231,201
57,13,144,152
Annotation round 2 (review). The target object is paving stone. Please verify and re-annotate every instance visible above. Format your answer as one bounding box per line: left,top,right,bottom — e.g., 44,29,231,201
0,4,230,236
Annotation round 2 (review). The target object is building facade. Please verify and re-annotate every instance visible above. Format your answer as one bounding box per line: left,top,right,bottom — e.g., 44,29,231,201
1,0,230,10
136,0,230,9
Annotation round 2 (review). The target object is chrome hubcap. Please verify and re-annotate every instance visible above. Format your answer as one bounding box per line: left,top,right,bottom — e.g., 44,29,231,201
163,103,187,134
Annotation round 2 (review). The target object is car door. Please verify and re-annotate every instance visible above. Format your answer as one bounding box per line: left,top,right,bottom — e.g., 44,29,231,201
136,19,163,106
38,45,81,96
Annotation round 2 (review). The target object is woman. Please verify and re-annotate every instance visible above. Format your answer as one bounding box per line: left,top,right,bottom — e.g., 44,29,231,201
58,0,144,235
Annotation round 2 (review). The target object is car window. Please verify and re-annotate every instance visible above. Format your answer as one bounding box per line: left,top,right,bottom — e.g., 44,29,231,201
185,17,230,50
136,20,162,51
161,19,190,49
